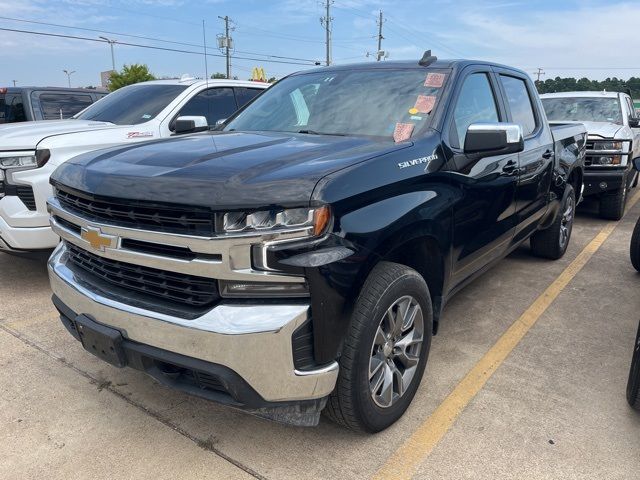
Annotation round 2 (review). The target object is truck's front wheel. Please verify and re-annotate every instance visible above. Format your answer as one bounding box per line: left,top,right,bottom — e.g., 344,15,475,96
324,261,432,432
599,184,627,220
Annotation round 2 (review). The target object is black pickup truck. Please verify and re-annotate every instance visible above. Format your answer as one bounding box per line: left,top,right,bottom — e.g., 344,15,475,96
46,55,586,432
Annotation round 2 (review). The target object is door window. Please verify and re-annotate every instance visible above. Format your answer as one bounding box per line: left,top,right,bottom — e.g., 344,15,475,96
177,87,238,126
452,73,500,148
234,87,262,108
499,75,537,136
0,93,26,123
37,93,93,120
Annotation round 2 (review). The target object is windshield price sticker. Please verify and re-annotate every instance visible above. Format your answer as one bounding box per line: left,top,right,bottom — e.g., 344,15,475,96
393,123,414,143
424,73,446,88
413,95,436,114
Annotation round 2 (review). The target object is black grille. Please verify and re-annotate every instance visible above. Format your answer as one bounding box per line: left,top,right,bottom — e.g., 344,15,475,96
55,186,216,236
0,183,36,210
292,320,316,370
65,242,219,308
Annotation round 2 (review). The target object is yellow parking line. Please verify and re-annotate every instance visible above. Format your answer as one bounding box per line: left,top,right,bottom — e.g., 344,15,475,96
373,191,640,480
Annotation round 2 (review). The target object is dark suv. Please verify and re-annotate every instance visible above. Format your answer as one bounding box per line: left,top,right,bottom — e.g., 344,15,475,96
0,87,107,124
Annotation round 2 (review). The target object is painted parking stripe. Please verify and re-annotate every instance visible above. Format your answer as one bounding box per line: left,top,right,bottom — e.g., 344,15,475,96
373,191,640,480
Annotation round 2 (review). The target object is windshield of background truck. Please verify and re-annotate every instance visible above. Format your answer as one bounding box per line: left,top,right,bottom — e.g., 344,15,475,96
224,68,449,139
542,97,623,124
74,84,187,125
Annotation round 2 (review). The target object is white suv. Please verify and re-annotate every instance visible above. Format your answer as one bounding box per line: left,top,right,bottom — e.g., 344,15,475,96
0,78,267,252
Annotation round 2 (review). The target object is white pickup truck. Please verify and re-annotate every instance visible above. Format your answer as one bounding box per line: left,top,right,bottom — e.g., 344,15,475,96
0,78,268,252
541,91,640,219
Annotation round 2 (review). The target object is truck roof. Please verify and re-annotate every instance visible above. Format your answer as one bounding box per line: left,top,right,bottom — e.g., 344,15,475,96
1,86,108,94
293,59,530,77
540,91,622,99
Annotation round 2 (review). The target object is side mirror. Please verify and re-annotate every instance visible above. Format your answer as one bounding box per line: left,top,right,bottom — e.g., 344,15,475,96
629,117,640,128
464,123,524,156
174,115,208,134
633,157,640,171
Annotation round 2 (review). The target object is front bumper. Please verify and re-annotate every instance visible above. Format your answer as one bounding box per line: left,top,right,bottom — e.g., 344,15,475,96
0,213,58,251
48,244,338,419
583,169,627,196
0,163,59,251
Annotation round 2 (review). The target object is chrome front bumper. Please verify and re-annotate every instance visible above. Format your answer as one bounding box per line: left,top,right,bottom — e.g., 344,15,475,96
48,243,338,403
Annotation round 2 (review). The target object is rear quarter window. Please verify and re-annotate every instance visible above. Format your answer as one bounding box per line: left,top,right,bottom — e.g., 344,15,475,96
0,93,27,123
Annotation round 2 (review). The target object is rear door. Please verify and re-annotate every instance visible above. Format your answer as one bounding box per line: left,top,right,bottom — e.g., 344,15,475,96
495,69,554,242
445,67,519,286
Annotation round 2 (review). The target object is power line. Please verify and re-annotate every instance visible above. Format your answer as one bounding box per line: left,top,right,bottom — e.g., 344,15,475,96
0,27,319,66
0,15,320,64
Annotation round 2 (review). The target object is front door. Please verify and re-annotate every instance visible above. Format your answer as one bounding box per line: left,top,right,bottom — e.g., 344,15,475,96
445,69,519,287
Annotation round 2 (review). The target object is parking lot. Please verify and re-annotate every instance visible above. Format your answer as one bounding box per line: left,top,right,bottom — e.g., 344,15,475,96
1,195,639,480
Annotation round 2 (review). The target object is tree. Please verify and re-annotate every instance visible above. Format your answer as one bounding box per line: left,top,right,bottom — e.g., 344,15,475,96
211,72,227,79
534,75,640,99
108,64,156,91
267,76,277,83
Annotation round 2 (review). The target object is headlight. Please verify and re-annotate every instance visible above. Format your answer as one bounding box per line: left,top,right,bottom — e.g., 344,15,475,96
593,141,623,151
222,205,331,236
0,149,50,170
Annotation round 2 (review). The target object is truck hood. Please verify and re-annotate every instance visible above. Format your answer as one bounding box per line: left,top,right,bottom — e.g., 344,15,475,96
52,131,409,209
557,121,624,139
0,119,114,150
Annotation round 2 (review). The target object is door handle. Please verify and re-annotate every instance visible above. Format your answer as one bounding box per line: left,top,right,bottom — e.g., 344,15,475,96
502,159,518,174
542,150,555,159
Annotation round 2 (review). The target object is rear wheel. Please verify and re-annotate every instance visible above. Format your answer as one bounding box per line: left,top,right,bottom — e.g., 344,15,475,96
324,261,432,432
600,184,627,220
530,185,575,260
626,320,640,411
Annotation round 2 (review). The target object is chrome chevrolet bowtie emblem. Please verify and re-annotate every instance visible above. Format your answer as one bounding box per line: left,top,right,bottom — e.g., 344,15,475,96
80,226,116,252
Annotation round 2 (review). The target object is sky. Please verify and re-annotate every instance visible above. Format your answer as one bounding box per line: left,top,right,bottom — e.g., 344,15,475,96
1,0,640,88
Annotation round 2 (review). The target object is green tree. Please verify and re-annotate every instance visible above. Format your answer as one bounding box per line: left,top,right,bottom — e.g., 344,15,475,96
211,72,227,79
267,76,277,83
108,64,155,91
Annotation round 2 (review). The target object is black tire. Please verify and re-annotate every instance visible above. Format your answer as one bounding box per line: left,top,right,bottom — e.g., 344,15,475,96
630,218,640,272
323,261,433,432
530,184,575,260
600,184,627,220
626,320,640,411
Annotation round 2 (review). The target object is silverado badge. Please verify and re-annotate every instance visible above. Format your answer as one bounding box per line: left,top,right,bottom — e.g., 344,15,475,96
80,226,116,252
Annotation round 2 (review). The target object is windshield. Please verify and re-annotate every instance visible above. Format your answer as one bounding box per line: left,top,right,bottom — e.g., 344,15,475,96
542,97,623,124
75,84,187,125
224,68,448,139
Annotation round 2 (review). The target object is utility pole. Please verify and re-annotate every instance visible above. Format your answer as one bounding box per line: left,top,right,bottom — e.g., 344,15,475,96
376,10,385,61
217,16,233,79
62,69,75,88
534,67,545,83
12,80,16,87
99,37,117,71
320,1,333,66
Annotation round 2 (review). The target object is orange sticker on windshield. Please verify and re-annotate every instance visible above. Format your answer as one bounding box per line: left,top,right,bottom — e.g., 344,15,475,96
393,123,414,143
414,95,436,114
424,72,446,88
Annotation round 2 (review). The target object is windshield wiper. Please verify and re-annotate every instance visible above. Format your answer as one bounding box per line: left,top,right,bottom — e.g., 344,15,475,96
297,129,348,136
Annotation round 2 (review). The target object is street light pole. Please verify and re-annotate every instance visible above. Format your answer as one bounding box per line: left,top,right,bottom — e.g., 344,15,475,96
99,36,117,71
62,69,75,88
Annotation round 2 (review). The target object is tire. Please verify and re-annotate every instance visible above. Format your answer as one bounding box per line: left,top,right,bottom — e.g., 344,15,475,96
600,184,627,220
530,184,575,260
323,261,433,432
626,320,640,411
630,218,640,272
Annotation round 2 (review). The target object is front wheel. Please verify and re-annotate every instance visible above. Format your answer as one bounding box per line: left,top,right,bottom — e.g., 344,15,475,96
530,184,575,260
323,261,433,432
600,184,627,220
